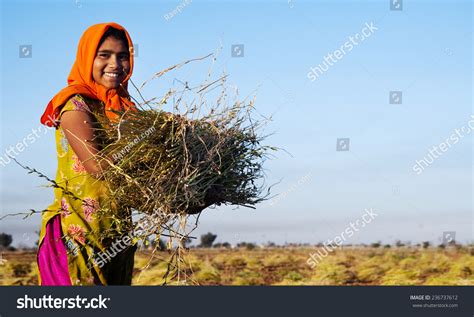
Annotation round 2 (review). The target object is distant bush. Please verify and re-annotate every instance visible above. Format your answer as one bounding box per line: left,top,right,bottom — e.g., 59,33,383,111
213,242,231,249
199,232,217,248
237,242,256,250
395,240,405,247
371,242,381,248
0,233,13,249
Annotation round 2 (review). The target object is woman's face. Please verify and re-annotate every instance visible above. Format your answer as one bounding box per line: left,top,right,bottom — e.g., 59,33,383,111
92,36,130,89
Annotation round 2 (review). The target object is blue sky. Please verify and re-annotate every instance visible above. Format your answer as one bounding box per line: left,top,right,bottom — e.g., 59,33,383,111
1,0,472,247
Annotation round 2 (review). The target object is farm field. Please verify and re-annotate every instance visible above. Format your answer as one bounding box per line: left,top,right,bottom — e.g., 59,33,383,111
1,247,472,286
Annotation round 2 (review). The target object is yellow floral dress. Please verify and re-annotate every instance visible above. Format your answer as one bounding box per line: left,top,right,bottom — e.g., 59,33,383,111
37,94,136,286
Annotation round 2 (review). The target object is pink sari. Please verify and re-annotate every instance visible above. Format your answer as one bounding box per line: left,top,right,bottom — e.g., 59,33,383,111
37,215,72,285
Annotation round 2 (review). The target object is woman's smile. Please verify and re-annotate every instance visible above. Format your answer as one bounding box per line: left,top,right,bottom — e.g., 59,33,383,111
103,71,125,83
104,72,120,78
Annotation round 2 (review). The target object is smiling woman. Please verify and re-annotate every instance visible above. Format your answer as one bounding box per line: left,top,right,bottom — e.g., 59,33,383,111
93,28,131,89
37,23,138,286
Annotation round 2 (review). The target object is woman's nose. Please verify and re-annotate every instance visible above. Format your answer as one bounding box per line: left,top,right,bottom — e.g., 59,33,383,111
109,55,120,68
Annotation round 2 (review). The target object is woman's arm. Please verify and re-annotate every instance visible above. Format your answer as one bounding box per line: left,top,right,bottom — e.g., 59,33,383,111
60,110,111,178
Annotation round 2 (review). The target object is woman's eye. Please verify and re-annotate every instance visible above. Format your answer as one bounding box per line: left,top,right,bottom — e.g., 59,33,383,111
96,53,129,60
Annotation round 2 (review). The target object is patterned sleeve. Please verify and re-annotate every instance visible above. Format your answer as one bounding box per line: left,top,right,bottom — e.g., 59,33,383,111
58,95,92,119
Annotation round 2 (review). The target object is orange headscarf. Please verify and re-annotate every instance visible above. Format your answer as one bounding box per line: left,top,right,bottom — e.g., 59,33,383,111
41,22,136,127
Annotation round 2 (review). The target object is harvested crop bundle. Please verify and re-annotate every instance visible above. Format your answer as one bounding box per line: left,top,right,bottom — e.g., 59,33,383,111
95,102,273,217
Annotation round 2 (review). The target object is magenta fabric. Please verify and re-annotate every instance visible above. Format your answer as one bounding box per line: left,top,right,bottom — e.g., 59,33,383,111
38,215,72,286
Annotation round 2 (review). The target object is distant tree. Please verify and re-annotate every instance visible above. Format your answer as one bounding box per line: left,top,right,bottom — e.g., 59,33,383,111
213,242,231,249
0,233,13,249
199,232,217,248
383,244,391,248
237,242,256,250
395,240,405,247
245,243,256,250
370,241,381,248
422,241,430,249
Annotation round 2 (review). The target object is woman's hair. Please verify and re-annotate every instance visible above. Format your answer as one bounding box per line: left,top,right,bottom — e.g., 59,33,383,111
97,27,129,50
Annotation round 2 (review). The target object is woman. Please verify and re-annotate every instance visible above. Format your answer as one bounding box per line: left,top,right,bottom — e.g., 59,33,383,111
37,22,137,286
